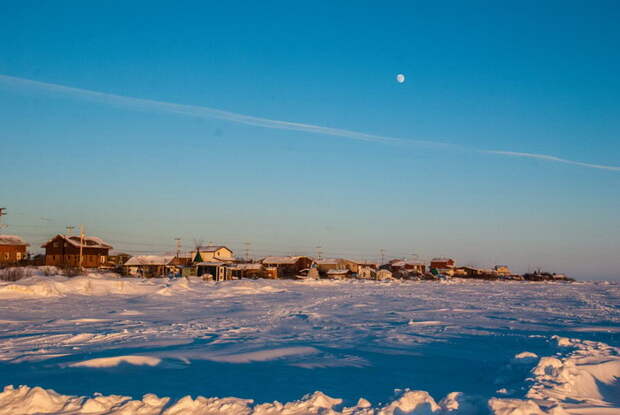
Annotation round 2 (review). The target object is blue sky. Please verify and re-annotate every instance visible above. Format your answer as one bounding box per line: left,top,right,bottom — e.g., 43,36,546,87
1,1,619,279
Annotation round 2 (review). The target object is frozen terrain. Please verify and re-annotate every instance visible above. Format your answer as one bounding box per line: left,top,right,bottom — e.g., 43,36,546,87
0,272,618,414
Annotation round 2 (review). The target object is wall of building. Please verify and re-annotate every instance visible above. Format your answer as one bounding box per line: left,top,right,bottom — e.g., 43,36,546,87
0,245,27,265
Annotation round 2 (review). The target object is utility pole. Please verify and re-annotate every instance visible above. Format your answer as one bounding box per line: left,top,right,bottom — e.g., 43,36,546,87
243,242,251,262
175,238,181,258
315,245,322,260
66,225,75,236
79,224,85,269
0,208,7,233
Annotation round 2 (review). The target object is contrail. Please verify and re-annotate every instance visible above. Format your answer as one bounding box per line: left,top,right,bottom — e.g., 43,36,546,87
0,73,445,148
483,150,620,172
0,73,618,172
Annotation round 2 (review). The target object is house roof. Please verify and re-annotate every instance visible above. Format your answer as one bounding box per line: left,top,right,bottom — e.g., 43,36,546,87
42,234,112,249
431,257,454,262
0,235,29,247
195,261,227,266
262,256,308,265
327,268,349,274
195,245,231,253
229,263,263,270
315,258,340,265
124,255,175,266
390,260,425,267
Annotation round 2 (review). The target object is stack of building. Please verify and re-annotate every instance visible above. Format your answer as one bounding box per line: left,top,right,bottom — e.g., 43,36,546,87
0,230,571,281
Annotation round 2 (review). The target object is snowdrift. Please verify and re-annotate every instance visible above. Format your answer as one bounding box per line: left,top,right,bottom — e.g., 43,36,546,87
0,274,286,299
1,335,618,414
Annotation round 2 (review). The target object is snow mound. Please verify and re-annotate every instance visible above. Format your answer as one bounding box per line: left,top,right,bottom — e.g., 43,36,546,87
379,390,440,414
512,352,539,365
0,275,160,298
205,347,319,363
526,337,620,413
0,386,483,415
0,274,290,299
70,355,162,368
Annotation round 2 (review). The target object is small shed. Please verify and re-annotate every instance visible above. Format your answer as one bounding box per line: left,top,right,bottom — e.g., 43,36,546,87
376,269,394,281
358,266,376,279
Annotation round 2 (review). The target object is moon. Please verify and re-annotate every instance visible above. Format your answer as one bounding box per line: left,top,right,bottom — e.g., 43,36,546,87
396,73,405,83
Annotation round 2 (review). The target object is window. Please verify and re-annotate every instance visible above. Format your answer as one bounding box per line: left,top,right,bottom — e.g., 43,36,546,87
16,252,22,261
3,253,9,260
100,256,106,263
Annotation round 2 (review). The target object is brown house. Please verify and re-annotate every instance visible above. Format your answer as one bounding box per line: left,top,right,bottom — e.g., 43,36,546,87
0,235,29,265
42,234,112,268
389,259,426,274
261,256,313,277
315,258,360,276
430,257,455,269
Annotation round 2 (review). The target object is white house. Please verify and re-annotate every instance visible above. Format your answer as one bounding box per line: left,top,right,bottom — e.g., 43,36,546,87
190,246,235,263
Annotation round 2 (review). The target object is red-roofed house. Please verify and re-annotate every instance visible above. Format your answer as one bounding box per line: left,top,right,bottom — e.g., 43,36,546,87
430,257,455,276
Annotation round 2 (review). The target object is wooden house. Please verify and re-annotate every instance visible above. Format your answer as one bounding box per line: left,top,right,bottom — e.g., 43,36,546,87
108,252,132,267
261,256,313,277
389,259,426,275
430,257,455,276
227,263,264,279
123,255,177,278
42,234,112,268
0,235,29,265
356,260,378,270
454,266,483,278
315,258,360,276
195,261,231,281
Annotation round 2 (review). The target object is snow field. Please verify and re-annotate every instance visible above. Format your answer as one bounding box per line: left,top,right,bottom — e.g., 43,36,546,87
0,273,618,414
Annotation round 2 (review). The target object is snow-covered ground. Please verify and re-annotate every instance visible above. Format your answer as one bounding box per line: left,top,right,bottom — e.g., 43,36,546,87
0,272,618,414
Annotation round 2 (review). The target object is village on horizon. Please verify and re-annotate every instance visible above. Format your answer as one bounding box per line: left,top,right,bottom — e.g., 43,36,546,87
0,208,572,282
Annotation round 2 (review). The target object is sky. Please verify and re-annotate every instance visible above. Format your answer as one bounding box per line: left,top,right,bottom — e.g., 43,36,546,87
0,1,619,279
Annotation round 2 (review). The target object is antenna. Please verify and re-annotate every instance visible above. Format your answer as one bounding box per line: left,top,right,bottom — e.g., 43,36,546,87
79,224,85,269
243,242,251,261
0,208,7,233
66,225,75,236
380,249,385,265
175,238,181,258
315,245,322,260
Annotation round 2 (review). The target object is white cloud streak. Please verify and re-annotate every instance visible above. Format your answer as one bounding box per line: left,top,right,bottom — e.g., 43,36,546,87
1,73,618,172
0,73,445,148
483,150,620,172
